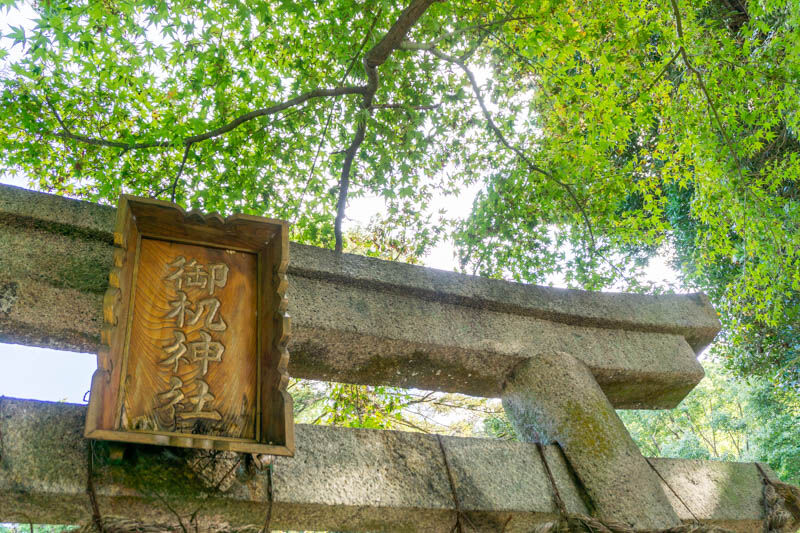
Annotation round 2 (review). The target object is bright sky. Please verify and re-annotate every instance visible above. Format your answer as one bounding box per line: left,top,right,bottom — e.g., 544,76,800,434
0,4,681,406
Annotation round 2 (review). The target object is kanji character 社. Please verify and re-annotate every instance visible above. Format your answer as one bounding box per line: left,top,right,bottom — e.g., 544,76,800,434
179,379,221,422
155,376,185,430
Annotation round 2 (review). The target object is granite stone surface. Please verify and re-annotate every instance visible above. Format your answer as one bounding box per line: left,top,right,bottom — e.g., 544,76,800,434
0,398,776,531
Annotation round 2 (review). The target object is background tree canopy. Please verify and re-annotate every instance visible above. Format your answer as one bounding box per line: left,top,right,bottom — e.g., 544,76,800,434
2,0,799,480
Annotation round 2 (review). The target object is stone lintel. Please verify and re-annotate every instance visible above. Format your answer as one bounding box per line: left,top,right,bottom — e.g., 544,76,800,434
0,183,721,350
0,398,772,532
0,185,717,408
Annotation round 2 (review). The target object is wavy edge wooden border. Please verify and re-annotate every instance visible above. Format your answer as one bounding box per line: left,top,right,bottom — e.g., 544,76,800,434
85,195,294,456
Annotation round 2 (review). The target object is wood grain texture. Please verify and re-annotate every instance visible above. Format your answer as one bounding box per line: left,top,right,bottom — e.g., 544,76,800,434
85,195,293,455
121,238,257,439
261,229,293,448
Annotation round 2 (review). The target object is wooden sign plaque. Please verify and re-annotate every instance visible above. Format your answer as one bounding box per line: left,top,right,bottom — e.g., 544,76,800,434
85,196,294,456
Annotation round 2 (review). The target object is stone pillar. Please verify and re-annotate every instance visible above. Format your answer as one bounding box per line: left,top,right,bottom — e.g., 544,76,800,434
502,351,681,530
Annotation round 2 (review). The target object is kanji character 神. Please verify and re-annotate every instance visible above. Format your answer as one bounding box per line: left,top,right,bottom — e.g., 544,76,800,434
189,330,224,375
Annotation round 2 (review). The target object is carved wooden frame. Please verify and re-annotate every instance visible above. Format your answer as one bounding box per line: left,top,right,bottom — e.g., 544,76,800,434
85,195,293,456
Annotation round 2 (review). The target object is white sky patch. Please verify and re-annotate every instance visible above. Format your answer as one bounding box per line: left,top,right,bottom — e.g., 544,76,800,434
0,4,36,66
0,344,96,403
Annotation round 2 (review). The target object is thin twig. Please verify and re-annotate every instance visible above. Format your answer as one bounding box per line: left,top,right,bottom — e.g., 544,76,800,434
170,144,191,203
373,102,442,110
401,390,437,406
86,443,107,533
622,49,682,108
152,490,189,533
212,456,243,492
645,457,701,524
412,15,536,48
437,434,465,533
391,417,432,433
260,465,274,533
535,442,568,516
417,45,598,252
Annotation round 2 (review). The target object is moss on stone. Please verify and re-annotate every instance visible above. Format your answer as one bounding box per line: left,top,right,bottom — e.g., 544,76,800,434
95,443,220,500
561,398,615,460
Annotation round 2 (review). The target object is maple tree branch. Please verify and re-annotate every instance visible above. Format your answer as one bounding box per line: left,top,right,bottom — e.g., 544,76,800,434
668,0,785,270
170,145,191,203
298,6,384,220
669,0,744,179
45,96,168,149
415,41,642,285
334,120,367,253
622,48,682,108
184,86,368,144
332,0,441,253
373,102,442,110
44,86,368,151
365,0,442,68
418,45,598,252
401,9,524,54
45,0,439,257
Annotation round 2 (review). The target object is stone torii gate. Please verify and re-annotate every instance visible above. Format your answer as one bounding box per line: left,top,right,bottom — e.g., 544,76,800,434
0,183,798,532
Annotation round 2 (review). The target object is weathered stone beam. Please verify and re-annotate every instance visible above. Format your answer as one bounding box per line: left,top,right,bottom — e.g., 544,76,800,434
0,184,719,408
0,398,773,532
503,352,681,528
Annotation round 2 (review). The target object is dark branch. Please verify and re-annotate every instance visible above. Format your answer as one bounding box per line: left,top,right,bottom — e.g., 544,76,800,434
184,86,367,144
669,0,742,175
667,0,785,271
298,7,384,219
332,0,441,253
365,0,442,68
170,145,191,203
334,120,367,253
373,102,441,110
44,86,367,151
45,95,166,149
